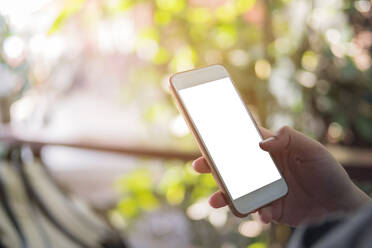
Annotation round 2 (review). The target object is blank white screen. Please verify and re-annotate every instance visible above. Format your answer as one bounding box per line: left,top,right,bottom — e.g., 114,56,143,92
179,77,281,200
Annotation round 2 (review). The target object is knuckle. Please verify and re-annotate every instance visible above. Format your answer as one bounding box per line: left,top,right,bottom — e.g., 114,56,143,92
278,125,291,135
278,126,293,150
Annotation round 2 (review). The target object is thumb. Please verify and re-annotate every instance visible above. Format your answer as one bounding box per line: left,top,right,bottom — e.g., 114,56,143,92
259,125,323,155
259,126,293,153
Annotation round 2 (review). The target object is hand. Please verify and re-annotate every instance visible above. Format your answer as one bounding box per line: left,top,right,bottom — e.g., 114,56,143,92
192,126,371,226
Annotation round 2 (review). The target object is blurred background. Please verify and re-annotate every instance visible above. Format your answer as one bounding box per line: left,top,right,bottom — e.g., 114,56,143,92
1,0,372,247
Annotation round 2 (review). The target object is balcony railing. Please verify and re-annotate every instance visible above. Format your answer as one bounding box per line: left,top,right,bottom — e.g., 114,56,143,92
1,125,372,181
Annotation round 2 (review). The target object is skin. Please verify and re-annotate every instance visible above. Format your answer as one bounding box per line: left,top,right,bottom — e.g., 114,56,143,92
192,126,371,227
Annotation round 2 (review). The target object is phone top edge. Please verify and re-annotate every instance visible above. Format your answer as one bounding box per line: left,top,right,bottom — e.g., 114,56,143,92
170,64,229,91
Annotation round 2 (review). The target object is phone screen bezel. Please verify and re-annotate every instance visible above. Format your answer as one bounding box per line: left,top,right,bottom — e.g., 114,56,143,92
170,65,288,215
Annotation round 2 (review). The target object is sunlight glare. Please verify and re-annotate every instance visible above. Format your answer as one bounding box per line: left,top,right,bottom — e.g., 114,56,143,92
171,115,189,137
3,36,24,60
238,220,263,238
186,199,210,220
208,208,228,227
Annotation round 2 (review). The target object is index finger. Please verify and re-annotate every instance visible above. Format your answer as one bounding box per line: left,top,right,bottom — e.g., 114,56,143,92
192,157,211,173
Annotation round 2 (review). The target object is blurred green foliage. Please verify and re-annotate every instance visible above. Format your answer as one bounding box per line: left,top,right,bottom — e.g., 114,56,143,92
4,0,371,147
2,0,372,247
45,0,372,247
99,0,371,246
68,0,371,147
113,161,217,220
110,160,285,247
49,0,86,34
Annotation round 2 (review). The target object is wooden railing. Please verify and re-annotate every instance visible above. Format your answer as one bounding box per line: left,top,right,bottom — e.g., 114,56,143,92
1,125,372,180
0,125,200,161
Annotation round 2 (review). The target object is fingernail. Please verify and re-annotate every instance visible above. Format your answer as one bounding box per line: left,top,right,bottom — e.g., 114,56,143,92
260,136,276,145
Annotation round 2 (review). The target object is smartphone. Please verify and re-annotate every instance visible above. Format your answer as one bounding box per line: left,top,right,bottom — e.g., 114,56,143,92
169,65,288,217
